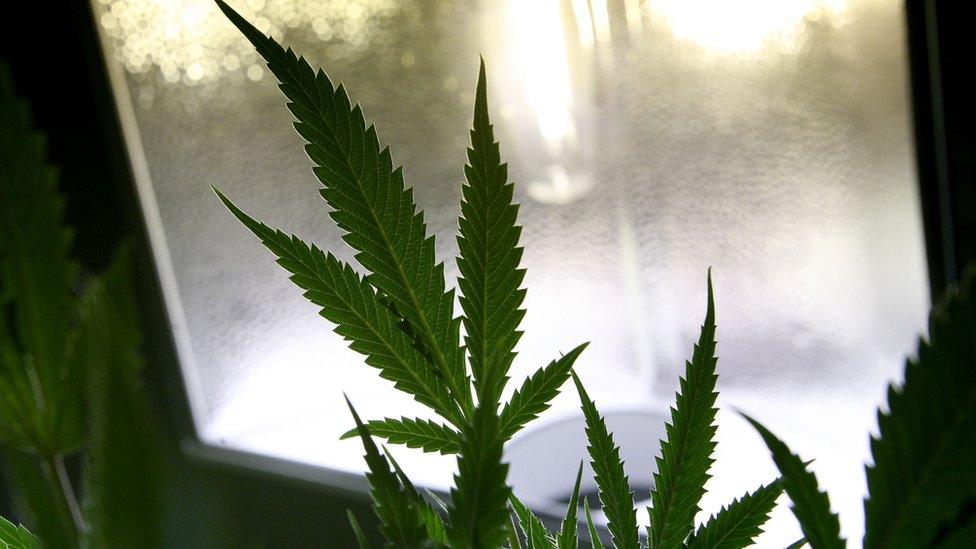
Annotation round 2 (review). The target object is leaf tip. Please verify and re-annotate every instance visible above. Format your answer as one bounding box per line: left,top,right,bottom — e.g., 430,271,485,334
344,393,365,429
474,57,488,121
213,0,270,50
705,267,715,324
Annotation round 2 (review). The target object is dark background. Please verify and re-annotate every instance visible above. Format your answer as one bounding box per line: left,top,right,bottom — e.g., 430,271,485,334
1,0,972,546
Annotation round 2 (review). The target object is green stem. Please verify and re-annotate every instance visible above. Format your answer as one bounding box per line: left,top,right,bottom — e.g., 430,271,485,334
40,452,85,547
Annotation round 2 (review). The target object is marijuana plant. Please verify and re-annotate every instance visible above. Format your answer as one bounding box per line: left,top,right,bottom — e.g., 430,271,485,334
214,1,974,548
214,0,586,545
0,63,163,548
213,2,773,547
558,275,782,549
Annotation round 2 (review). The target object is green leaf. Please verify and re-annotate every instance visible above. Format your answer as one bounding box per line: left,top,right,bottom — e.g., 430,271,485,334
571,372,639,549
0,61,84,549
742,414,843,549
0,516,38,549
456,58,526,406
0,61,80,455
214,0,470,416
215,188,463,426
932,515,976,549
649,270,719,548
863,268,976,548
685,481,783,549
78,245,165,549
499,343,588,441
347,510,371,549
416,501,449,547
340,417,460,455
557,463,584,549
0,451,77,548
511,495,556,549
784,539,807,549
447,405,511,549
346,396,427,547
385,448,449,546
509,514,526,549
583,498,604,549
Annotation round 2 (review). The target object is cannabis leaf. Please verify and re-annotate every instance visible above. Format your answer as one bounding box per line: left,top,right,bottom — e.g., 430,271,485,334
215,0,471,416
456,59,526,407
863,268,976,548
447,405,511,549
572,372,639,549
500,343,588,441
685,481,783,549
77,246,165,549
649,270,719,548
932,515,976,549
1,62,163,549
212,3,976,547
347,510,371,549
584,498,604,549
507,516,524,549
214,189,463,426
0,517,38,549
210,5,601,547
742,415,843,549
347,396,428,547
0,62,80,457
511,495,556,549
557,463,584,549
340,417,460,455
1,63,82,547
416,498,450,547
385,448,450,546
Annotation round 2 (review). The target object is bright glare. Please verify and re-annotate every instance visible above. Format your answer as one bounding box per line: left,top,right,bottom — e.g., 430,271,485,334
506,0,576,147
645,0,848,54
589,0,612,43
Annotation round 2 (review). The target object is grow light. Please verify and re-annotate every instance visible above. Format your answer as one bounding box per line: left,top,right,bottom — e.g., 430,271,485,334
92,0,927,544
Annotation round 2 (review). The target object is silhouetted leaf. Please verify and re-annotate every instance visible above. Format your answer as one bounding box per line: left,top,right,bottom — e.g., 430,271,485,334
457,59,526,407
214,0,470,416
863,268,976,548
685,481,782,549
385,449,448,546
742,415,843,549
340,417,460,455
447,406,510,549
584,499,604,549
347,397,427,547
572,372,639,549
557,463,584,549
500,343,588,441
511,495,555,549
649,271,719,548
215,189,463,427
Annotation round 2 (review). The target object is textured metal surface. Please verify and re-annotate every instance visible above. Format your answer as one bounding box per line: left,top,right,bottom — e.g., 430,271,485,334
94,0,928,543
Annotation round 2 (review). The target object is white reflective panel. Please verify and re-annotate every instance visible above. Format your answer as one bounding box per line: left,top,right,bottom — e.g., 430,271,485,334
93,0,928,544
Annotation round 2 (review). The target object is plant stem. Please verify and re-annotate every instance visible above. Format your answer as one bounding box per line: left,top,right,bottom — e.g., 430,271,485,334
40,452,86,547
